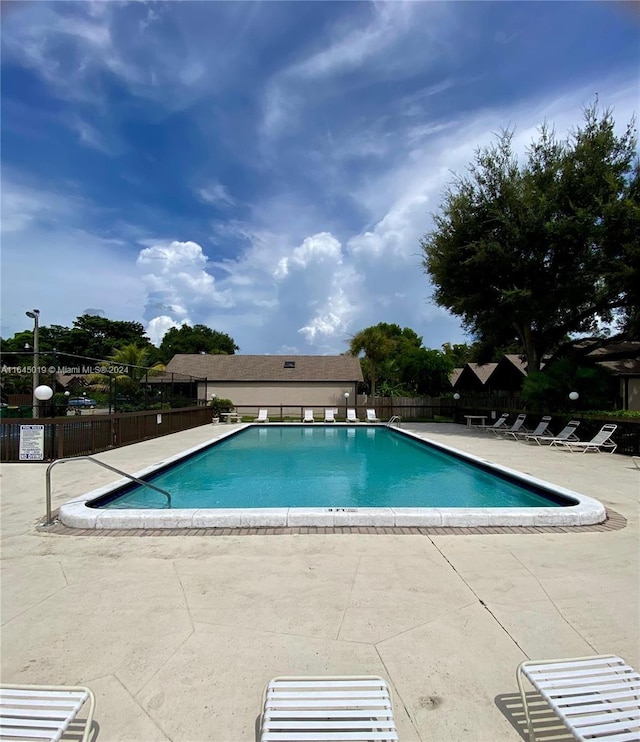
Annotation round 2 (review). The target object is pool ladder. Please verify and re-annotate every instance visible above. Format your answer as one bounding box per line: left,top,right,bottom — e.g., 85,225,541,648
44,456,172,526
386,416,402,428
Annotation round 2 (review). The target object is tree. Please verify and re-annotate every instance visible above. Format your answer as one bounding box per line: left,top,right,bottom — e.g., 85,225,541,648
521,357,615,412
89,344,165,407
34,314,155,362
158,324,239,363
421,103,640,372
349,325,404,397
397,347,454,396
349,323,452,396
441,342,475,367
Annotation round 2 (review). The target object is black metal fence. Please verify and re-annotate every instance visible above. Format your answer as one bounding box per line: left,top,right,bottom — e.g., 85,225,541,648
0,406,212,462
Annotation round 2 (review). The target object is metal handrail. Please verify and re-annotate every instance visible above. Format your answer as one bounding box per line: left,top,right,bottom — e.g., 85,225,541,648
386,416,402,428
44,456,172,526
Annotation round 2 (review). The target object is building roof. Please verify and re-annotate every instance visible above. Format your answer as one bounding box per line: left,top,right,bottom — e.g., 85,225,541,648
502,354,528,373
596,358,640,376
586,341,640,360
164,354,364,382
466,362,497,385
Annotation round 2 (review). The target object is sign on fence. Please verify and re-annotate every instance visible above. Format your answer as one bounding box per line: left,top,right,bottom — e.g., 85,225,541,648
19,424,45,461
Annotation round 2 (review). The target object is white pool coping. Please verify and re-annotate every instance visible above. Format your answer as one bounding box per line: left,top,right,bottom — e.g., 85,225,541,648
58,424,607,529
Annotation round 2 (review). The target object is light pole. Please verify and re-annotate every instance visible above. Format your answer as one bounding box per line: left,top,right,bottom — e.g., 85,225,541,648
26,309,40,417
35,384,53,409
344,391,349,420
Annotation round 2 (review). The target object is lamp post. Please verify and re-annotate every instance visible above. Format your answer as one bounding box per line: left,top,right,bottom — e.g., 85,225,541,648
344,391,349,420
34,385,53,436
25,309,40,417
452,392,460,424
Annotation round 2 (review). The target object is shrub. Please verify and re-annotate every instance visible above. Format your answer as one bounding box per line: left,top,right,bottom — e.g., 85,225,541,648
208,397,234,417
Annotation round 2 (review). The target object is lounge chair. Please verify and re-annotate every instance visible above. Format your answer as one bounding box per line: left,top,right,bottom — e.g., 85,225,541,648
473,412,509,432
346,408,360,423
633,456,640,469
551,423,617,453
302,409,315,423
254,409,269,423
491,413,527,437
259,676,399,742
0,683,96,742
525,419,580,446
505,415,552,441
366,409,380,423
517,655,640,742
324,408,336,423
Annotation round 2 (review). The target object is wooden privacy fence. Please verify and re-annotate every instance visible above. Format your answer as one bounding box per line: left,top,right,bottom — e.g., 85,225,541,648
0,406,212,462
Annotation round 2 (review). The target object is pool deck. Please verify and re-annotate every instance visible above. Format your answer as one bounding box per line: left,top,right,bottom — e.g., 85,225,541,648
1,422,638,741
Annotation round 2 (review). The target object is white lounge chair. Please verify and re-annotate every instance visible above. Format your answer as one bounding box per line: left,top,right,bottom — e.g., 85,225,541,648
324,408,336,423
366,409,380,423
254,409,269,423
633,456,640,469
473,412,509,432
517,655,640,742
491,413,527,437
526,420,580,446
505,415,552,441
551,423,617,453
302,409,315,423
259,676,399,742
0,683,96,742
346,408,360,423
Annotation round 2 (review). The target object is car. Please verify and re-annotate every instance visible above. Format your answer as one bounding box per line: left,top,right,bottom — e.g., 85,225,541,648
68,397,97,408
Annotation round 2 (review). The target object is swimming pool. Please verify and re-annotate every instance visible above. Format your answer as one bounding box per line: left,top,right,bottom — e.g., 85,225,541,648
59,424,607,529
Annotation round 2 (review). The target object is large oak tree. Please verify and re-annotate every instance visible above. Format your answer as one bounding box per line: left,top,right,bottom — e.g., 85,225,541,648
421,104,639,372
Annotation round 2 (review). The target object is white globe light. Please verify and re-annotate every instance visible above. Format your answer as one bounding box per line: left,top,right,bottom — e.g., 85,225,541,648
34,385,54,401
453,393,461,400
569,391,579,401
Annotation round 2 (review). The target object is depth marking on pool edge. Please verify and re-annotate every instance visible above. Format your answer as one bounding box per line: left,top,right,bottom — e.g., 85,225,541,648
39,508,627,536
327,508,359,512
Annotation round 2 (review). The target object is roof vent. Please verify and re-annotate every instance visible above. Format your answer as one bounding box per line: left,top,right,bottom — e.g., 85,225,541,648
284,360,295,368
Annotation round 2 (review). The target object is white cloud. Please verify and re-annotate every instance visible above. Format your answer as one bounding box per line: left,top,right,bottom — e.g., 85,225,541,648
146,316,181,346
136,240,234,341
195,182,235,207
0,194,145,340
290,2,415,80
260,3,456,142
275,232,342,278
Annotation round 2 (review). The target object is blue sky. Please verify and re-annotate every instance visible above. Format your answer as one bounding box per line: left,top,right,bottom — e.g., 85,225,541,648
2,1,638,354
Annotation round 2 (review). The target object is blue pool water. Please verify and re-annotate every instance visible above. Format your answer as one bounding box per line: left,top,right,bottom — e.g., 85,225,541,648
96,426,568,510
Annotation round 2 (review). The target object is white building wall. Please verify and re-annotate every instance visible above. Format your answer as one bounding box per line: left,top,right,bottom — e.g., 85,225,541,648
198,381,358,413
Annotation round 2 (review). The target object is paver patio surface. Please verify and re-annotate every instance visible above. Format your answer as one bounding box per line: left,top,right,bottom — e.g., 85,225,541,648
1,423,638,741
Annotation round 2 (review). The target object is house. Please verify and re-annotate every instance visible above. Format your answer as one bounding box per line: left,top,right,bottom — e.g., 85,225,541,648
450,341,640,410
451,362,497,393
584,340,640,411
160,354,364,412
487,354,528,393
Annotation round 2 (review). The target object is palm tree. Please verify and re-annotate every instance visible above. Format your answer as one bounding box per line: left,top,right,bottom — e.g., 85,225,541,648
348,327,394,397
89,344,165,406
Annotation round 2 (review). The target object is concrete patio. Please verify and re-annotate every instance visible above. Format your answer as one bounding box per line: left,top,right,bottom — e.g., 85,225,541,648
1,423,638,741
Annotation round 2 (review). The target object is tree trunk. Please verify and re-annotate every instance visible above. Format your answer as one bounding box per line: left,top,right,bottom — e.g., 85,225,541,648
516,323,541,373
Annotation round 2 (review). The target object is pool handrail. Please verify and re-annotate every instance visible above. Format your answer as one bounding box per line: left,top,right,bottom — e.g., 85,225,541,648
44,455,172,526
